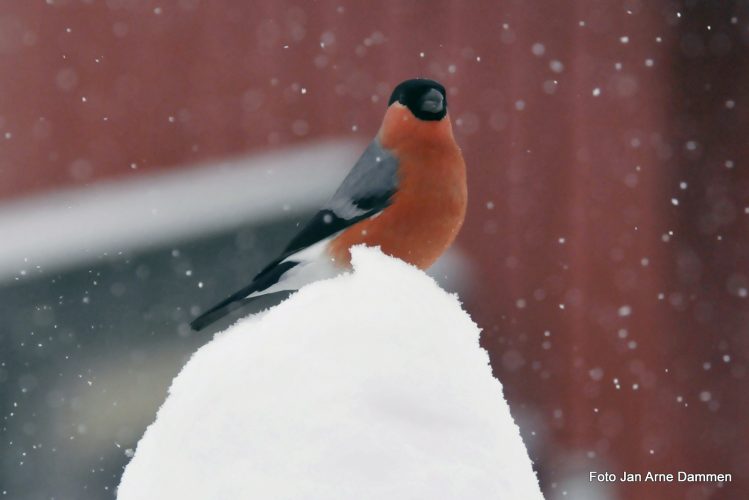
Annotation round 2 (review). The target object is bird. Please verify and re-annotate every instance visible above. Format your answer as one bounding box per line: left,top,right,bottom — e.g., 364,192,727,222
190,78,467,331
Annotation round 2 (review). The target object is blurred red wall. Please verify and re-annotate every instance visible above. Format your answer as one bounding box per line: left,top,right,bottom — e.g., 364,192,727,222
1,1,747,498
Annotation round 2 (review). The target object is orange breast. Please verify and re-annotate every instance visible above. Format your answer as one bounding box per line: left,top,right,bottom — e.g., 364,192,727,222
329,104,467,269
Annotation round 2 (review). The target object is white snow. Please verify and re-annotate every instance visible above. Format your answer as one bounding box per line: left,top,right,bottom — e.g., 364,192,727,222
117,246,542,500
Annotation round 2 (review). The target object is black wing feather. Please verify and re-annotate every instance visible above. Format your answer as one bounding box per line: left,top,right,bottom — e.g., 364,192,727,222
283,139,398,256
190,139,398,331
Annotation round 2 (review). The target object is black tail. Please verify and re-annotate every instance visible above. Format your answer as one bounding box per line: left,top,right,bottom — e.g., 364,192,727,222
189,260,298,331
190,299,245,331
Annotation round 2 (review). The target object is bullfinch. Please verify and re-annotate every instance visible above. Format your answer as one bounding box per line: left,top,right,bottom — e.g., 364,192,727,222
190,78,467,331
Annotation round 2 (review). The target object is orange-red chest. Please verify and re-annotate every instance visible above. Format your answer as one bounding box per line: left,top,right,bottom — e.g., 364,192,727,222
329,105,467,269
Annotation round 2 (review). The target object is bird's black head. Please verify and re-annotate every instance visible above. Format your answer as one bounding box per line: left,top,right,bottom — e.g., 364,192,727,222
388,79,447,121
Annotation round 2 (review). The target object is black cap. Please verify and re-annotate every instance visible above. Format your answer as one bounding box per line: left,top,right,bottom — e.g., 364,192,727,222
388,79,447,121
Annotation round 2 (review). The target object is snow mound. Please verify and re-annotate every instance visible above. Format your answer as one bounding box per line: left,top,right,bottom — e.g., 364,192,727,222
117,246,542,500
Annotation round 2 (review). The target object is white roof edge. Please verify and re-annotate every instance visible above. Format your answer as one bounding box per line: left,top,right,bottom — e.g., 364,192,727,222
0,139,364,283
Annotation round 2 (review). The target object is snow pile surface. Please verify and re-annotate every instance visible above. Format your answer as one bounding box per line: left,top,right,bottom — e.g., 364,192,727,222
117,246,542,500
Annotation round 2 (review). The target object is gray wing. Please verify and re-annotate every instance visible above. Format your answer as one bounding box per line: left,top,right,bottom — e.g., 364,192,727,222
281,139,399,256
189,140,398,331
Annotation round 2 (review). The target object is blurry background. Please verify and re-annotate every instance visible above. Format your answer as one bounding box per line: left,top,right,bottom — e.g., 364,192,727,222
1,0,747,498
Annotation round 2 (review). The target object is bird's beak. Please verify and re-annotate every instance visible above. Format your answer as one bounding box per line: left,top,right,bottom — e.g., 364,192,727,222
420,89,444,114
